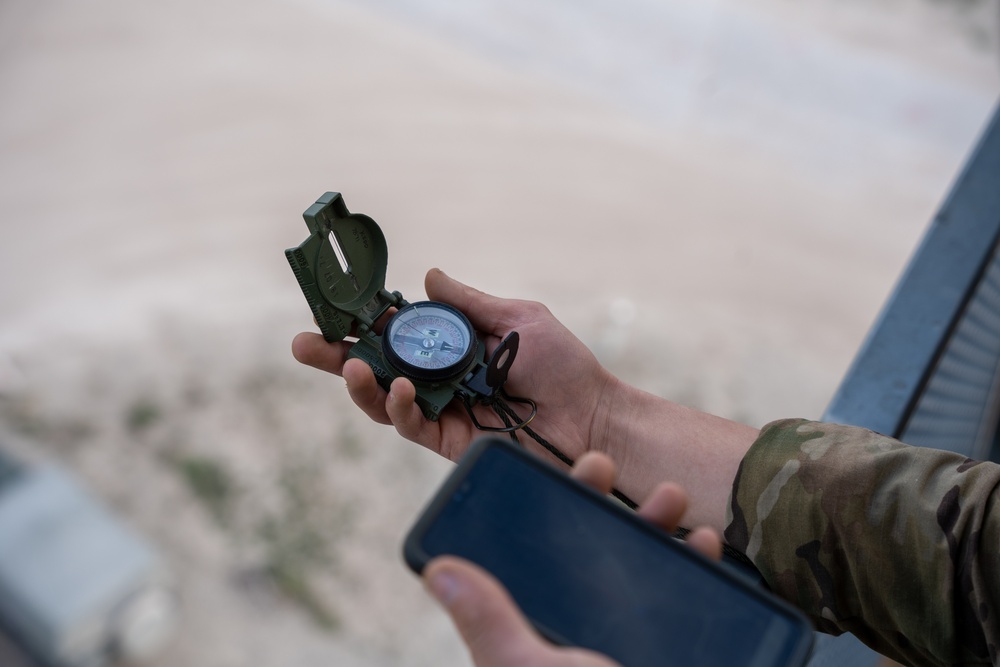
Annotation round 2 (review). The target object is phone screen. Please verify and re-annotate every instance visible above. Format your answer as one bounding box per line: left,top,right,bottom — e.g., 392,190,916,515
405,438,813,667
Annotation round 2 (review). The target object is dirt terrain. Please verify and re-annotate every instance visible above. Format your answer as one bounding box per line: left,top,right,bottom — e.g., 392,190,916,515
0,0,997,664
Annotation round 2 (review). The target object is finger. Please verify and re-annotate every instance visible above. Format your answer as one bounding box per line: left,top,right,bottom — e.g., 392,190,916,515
291,332,352,376
385,376,437,443
425,557,545,667
425,268,518,334
685,526,723,562
343,358,392,425
570,452,616,495
636,482,689,534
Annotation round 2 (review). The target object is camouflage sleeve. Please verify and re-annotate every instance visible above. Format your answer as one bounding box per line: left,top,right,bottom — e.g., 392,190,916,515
724,418,1000,667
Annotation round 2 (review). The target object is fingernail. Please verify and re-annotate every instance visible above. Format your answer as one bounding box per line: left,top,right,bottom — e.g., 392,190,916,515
428,570,461,606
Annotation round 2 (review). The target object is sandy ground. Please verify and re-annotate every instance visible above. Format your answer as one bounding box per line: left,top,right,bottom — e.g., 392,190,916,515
0,0,998,665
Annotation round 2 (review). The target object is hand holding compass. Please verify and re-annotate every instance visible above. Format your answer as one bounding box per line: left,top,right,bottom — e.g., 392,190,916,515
290,266,614,464
292,241,648,507
287,192,650,514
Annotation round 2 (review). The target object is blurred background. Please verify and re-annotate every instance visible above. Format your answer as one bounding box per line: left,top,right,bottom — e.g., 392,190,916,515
0,0,997,665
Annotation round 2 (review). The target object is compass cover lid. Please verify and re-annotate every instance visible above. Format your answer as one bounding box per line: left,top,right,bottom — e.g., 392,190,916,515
285,192,390,342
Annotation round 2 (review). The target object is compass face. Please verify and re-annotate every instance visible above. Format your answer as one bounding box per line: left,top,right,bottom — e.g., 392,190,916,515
383,302,477,381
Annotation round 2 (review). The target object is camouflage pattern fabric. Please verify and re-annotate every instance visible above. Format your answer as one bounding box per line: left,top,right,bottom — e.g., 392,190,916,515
724,419,1000,667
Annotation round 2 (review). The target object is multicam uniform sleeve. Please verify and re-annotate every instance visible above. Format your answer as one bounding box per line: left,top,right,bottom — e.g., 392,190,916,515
724,418,1000,667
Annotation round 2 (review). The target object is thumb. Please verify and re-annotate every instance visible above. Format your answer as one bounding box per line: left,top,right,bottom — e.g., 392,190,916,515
424,268,517,334
424,556,546,667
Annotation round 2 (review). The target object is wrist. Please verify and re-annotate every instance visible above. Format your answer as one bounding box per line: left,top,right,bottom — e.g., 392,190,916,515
587,374,657,465
588,377,760,532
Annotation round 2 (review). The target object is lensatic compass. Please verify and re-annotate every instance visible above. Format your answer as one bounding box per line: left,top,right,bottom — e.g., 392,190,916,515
285,192,534,429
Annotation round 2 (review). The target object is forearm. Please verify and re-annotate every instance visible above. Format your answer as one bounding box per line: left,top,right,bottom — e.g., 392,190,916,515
592,378,759,534
727,419,1000,667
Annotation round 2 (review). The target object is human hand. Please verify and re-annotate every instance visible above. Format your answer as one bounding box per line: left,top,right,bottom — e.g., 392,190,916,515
423,452,722,667
292,268,623,465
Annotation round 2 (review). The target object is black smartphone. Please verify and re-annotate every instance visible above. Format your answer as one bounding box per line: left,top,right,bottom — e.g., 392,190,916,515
404,437,814,667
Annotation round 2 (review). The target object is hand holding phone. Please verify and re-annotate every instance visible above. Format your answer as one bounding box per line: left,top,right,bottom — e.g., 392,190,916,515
405,437,814,667
424,554,624,667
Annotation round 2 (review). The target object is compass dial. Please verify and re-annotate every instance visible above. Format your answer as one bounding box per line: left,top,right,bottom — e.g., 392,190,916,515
383,302,477,382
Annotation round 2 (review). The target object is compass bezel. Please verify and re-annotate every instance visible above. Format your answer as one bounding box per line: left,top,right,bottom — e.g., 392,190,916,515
382,301,478,383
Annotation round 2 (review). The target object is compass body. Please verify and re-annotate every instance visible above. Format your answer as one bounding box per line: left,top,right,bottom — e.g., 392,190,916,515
286,193,495,421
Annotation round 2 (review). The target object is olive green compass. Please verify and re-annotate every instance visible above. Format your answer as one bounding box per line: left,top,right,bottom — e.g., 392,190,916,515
285,192,529,425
